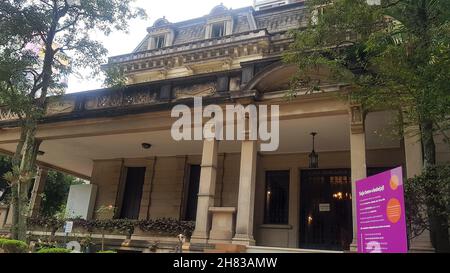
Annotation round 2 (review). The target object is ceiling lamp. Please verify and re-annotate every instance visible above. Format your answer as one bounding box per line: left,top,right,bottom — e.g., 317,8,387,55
141,143,152,149
309,132,319,169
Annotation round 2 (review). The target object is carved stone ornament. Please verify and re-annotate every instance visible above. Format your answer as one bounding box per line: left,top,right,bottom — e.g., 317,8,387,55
85,89,158,110
46,99,76,115
174,82,217,99
350,104,366,134
0,108,20,122
123,91,157,106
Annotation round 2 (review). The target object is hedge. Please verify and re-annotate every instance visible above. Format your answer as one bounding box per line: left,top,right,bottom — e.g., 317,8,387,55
36,248,72,253
0,239,29,253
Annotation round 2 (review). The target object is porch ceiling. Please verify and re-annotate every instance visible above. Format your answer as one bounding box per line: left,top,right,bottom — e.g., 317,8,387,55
0,111,400,179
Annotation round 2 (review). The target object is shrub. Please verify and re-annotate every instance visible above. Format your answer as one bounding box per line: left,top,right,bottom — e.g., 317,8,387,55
137,218,195,237
28,217,195,238
0,239,29,253
405,165,450,235
36,247,71,253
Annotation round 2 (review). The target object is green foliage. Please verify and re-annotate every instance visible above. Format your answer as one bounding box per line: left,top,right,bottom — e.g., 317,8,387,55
284,0,450,130
137,219,195,237
0,239,28,253
0,0,147,103
36,247,71,254
103,65,127,88
40,171,84,217
0,156,12,203
0,0,147,241
97,250,117,254
28,217,195,238
405,165,450,237
286,0,450,251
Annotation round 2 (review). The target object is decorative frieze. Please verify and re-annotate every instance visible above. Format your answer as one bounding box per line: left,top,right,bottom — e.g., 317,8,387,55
0,108,20,122
85,89,158,110
174,82,217,99
46,99,76,116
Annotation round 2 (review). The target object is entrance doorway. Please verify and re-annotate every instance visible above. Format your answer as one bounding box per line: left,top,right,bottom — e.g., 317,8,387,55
300,169,352,251
183,165,201,221
119,167,146,220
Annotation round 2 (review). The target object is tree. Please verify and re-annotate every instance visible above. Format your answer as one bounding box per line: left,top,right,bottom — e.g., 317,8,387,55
0,156,12,202
40,171,84,217
284,0,450,251
0,0,146,241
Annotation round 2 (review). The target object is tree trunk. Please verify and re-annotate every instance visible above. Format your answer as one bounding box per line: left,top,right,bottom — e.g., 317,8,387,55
10,125,27,240
421,119,450,252
16,119,40,242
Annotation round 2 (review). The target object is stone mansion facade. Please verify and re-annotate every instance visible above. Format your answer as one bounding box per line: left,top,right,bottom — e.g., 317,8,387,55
0,1,447,252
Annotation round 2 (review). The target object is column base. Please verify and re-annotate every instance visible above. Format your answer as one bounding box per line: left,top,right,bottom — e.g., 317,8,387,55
190,231,209,245
349,241,358,253
409,230,435,253
232,234,255,246
409,246,435,253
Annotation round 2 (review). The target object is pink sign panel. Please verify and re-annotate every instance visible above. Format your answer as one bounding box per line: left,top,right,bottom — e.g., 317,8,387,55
356,167,408,253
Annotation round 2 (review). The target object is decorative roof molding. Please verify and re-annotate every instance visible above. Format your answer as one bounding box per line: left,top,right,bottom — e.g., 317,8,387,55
209,3,230,16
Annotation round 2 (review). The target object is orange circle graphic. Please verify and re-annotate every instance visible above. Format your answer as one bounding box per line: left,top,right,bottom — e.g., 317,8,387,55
390,175,399,190
386,198,402,224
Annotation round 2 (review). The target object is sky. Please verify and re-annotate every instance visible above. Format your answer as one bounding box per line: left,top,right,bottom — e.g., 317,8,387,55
67,0,254,93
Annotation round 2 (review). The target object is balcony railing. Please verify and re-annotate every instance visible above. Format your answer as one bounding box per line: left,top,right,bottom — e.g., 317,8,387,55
108,29,270,65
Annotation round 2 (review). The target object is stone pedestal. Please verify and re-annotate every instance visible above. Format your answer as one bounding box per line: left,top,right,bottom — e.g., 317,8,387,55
208,207,236,243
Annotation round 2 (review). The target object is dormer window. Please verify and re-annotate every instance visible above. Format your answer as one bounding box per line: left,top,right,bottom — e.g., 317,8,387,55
155,35,166,49
211,22,225,38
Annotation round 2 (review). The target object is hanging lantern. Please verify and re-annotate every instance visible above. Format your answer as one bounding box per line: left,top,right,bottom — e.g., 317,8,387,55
309,132,319,169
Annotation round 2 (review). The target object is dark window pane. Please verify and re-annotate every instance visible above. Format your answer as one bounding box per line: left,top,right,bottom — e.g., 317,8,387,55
264,171,290,224
184,165,201,221
211,23,225,38
120,167,146,220
155,35,166,49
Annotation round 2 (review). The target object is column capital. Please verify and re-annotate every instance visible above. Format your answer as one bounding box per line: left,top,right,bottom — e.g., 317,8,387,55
349,104,366,134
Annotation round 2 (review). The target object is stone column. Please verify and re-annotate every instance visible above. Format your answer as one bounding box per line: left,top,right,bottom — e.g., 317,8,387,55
29,167,49,218
232,140,258,246
349,105,367,252
191,139,218,244
404,125,435,252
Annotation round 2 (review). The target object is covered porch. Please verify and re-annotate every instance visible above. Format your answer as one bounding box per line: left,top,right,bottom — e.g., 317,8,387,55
0,91,419,252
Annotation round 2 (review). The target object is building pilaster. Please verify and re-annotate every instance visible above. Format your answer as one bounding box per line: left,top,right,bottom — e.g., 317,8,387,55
191,139,218,244
349,104,367,252
29,167,49,218
403,125,435,252
232,140,257,246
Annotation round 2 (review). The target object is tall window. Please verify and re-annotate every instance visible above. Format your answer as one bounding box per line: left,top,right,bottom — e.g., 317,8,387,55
211,22,225,38
183,165,201,221
155,35,166,49
264,171,290,224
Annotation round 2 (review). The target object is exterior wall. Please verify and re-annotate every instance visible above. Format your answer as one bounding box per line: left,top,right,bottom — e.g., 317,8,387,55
436,132,450,164
148,157,186,219
90,147,404,248
218,153,241,208
90,154,241,221
254,148,404,248
91,159,124,219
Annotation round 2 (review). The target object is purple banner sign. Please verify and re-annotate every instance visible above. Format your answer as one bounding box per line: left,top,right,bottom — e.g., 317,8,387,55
356,167,408,253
